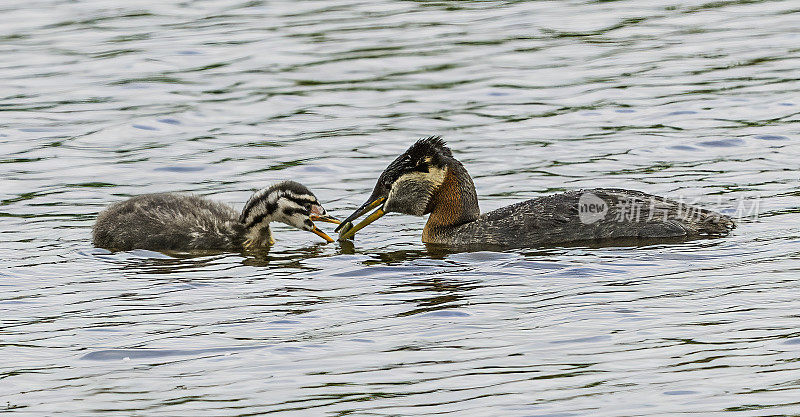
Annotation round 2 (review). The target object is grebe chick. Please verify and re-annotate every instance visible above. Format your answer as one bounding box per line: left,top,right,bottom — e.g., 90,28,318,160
93,181,339,251
336,137,735,248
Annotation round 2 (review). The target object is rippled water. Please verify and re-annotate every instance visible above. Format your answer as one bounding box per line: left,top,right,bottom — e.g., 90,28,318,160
2,0,800,415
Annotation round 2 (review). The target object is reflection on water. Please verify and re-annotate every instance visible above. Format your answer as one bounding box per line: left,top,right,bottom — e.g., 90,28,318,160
2,0,800,415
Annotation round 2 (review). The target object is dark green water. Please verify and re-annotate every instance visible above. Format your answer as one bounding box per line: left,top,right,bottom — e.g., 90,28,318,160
2,0,799,415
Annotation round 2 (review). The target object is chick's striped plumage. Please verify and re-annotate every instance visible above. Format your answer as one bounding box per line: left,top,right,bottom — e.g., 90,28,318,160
92,181,331,251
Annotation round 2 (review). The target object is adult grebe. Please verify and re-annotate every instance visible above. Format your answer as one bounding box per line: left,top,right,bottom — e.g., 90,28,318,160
336,137,735,248
93,181,339,251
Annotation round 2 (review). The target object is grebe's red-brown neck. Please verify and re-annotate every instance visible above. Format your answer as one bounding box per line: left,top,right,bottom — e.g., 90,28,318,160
422,159,479,242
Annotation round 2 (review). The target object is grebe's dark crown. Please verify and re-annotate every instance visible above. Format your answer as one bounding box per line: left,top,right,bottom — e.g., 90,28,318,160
376,136,452,188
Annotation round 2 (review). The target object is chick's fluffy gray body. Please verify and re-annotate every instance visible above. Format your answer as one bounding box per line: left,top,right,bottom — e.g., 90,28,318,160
93,193,248,251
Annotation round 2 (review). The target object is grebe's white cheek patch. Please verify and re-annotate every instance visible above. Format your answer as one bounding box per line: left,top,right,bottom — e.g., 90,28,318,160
578,192,608,224
385,167,445,216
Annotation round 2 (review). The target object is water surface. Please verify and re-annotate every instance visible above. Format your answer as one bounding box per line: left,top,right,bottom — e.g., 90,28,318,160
2,0,800,415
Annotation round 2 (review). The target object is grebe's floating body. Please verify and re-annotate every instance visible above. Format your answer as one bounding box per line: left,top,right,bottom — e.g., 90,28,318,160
337,137,734,248
93,181,339,251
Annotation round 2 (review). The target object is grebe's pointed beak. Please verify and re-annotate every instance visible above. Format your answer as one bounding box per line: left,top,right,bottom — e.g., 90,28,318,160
335,196,384,232
336,196,386,240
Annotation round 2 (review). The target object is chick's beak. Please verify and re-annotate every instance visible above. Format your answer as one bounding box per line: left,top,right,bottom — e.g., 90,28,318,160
336,196,386,240
307,213,339,243
310,226,335,243
309,214,341,225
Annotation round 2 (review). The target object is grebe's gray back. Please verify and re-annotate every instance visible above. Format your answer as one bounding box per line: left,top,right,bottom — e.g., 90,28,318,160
435,188,734,247
93,181,339,251
336,137,734,248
